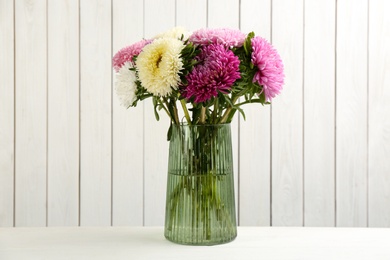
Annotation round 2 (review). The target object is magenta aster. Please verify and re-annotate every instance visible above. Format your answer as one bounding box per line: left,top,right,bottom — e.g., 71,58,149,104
182,44,241,103
251,36,284,102
112,39,151,72
189,28,246,48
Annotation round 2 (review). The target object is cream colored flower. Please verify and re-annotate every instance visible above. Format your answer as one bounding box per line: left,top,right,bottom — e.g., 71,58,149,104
136,38,185,96
153,26,191,40
115,62,137,107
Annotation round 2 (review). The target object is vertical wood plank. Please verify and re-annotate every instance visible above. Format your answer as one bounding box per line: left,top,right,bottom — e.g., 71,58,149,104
14,0,47,227
368,0,390,227
207,0,240,224
208,0,239,28
47,0,79,226
272,0,304,226
304,0,336,227
336,0,368,227
80,0,112,226
112,0,144,226
143,0,176,226
239,0,272,226
0,0,15,227
176,0,207,30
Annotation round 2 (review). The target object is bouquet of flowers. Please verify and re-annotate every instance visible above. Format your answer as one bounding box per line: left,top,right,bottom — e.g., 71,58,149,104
113,27,284,137
113,27,284,245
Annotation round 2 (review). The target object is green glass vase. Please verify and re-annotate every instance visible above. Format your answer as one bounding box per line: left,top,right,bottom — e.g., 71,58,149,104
164,124,237,245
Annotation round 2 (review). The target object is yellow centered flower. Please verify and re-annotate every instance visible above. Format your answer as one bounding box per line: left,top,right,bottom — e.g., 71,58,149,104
136,38,185,97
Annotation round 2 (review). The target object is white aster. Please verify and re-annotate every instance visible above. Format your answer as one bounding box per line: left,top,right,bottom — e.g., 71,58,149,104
115,62,137,108
136,38,185,97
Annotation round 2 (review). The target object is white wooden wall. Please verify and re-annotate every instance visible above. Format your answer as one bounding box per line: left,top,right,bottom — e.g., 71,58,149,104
0,0,389,227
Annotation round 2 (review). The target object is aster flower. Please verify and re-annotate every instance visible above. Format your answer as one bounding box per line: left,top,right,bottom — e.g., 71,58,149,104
136,38,185,97
189,28,246,48
251,36,284,102
115,62,138,107
153,26,191,40
113,39,151,72
112,27,285,126
182,44,241,103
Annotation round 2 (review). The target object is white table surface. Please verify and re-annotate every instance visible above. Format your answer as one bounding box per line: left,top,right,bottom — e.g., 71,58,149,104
1,227,390,260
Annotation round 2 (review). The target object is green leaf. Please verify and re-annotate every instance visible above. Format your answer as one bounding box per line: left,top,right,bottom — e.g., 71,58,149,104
167,123,173,141
153,97,160,121
236,106,246,121
259,91,266,104
244,32,255,56
224,95,234,107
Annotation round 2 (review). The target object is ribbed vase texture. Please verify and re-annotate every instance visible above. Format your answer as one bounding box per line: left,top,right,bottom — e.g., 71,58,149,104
164,124,237,245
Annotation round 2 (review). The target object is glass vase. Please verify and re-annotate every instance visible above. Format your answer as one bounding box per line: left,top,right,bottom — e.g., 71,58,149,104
164,123,237,245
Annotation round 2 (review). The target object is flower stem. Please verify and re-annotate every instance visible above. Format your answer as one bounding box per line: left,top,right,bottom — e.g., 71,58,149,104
163,97,180,125
220,96,239,123
172,102,180,125
200,106,206,124
211,98,218,123
180,99,192,125
160,100,173,121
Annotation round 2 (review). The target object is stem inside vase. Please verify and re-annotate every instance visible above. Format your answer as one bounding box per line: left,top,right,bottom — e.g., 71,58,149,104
164,124,237,245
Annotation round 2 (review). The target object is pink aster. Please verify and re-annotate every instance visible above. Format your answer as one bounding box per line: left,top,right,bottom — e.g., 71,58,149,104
251,36,284,102
189,28,246,48
181,44,241,103
112,39,151,72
